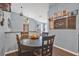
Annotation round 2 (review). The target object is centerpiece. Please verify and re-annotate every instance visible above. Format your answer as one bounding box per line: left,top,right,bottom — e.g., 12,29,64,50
31,34,38,40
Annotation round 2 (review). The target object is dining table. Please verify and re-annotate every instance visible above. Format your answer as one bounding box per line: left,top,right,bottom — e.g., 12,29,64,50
20,36,42,48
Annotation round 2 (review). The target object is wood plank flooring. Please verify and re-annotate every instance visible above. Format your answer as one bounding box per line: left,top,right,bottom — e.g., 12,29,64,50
6,47,76,56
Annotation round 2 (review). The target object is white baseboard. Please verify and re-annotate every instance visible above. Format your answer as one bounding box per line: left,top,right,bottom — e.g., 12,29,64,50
54,45,79,56
4,45,79,56
4,49,18,56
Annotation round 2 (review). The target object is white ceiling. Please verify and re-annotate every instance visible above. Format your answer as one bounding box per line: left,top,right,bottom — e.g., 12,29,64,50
11,3,49,23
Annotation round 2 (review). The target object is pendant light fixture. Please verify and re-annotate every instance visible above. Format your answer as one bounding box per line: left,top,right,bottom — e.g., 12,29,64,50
20,5,23,16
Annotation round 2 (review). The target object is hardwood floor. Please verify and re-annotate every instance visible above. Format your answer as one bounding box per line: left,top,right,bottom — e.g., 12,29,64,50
53,47,76,56
6,47,76,56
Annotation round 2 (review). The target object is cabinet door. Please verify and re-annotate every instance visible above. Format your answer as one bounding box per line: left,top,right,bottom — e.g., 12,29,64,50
68,16,76,29
54,18,66,29
0,3,11,11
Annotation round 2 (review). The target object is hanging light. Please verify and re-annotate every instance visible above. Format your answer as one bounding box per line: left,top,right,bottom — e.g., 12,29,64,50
20,5,23,16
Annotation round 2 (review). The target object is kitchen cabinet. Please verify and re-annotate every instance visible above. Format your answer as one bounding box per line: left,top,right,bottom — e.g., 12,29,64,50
49,16,76,29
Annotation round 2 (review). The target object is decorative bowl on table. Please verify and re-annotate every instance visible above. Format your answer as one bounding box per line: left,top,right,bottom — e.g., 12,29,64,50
31,34,38,40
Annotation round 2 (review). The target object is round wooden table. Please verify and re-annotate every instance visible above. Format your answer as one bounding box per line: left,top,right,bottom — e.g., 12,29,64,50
20,36,42,47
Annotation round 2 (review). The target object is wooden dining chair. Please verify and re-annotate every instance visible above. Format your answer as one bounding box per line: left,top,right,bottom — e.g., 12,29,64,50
34,35,55,56
20,32,29,39
42,32,48,37
16,34,32,56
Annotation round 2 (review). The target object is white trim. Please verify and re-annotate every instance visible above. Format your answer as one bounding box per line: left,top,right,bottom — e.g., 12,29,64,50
54,45,79,56
4,45,79,56
4,49,18,56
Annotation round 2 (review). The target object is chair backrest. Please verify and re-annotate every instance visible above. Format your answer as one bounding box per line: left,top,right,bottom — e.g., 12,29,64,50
21,32,29,39
42,32,48,37
42,35,55,56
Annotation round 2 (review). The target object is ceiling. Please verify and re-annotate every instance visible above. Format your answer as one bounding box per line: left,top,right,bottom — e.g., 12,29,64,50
11,3,49,23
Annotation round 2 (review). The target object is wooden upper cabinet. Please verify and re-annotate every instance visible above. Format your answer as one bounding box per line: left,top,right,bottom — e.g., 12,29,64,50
48,9,77,30
48,16,76,30
54,18,66,29
0,3,11,12
68,16,76,29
